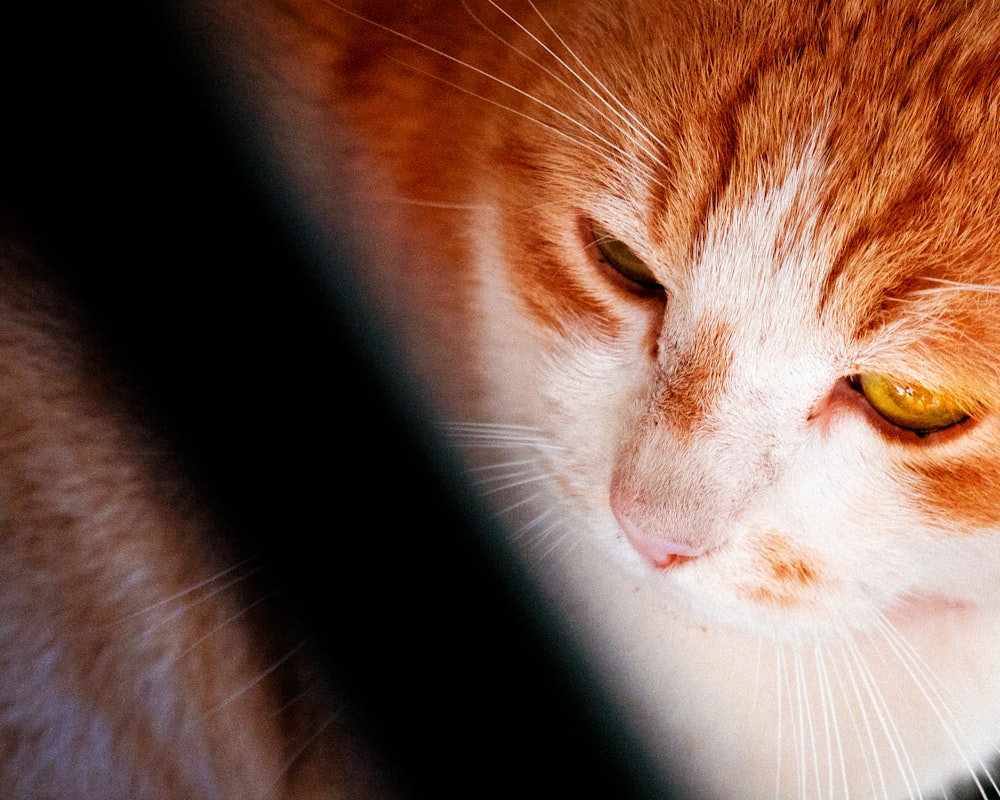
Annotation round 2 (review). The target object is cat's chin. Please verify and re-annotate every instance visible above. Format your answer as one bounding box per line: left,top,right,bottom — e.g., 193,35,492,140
640,575,971,644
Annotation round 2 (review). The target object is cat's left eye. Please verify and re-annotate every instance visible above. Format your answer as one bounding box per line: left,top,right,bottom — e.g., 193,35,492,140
591,226,662,292
855,373,969,435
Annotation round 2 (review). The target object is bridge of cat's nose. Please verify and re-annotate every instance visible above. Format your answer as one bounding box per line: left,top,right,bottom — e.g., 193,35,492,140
611,501,710,568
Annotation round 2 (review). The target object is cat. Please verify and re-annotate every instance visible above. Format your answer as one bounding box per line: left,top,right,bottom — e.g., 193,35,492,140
6,0,1000,797
0,5,401,797
194,0,1000,797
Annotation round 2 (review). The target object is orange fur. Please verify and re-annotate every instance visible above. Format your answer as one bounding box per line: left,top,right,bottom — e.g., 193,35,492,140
9,0,1000,796
195,1,1000,794
744,530,824,609
653,321,736,440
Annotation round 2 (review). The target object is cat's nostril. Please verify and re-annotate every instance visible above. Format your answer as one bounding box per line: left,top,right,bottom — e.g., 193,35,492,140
612,507,705,569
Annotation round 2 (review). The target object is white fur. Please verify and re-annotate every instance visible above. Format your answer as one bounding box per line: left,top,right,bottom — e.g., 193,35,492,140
461,142,1000,798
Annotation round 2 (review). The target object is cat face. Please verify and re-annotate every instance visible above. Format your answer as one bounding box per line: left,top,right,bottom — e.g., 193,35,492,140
213,0,1000,793
436,0,1000,639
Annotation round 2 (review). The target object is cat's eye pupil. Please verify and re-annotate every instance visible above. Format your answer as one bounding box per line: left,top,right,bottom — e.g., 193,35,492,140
592,226,662,291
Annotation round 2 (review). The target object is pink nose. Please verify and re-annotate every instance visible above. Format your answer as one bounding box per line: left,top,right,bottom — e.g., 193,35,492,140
612,508,704,569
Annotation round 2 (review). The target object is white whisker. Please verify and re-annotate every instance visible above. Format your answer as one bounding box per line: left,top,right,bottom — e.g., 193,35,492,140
474,472,552,496
135,567,262,642
792,644,808,798
323,1,667,185
774,642,786,800
813,639,850,800
827,639,886,799
271,679,324,717
521,0,670,155
191,642,307,728
914,278,1000,295
873,614,1000,799
171,592,277,665
780,641,808,799
106,557,261,629
360,195,492,210
489,488,549,519
474,0,669,172
469,466,544,488
390,55,628,165
440,421,563,449
840,634,916,799
260,709,343,799
510,503,561,537
535,527,574,561
466,457,546,473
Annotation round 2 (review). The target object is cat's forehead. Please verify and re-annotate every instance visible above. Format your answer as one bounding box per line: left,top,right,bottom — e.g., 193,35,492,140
545,5,1000,260
496,0,1000,387
664,133,1000,398
637,3,1000,246
615,0,1000,378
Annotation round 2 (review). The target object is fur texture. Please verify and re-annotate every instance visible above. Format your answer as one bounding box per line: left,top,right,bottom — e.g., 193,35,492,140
0,228,408,797
7,0,1000,797
207,1,1000,796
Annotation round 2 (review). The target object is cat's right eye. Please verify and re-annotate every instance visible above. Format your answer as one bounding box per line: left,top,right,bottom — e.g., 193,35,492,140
590,225,663,292
854,373,970,436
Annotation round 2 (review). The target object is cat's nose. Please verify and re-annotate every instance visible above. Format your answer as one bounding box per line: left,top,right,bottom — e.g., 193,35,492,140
612,505,707,568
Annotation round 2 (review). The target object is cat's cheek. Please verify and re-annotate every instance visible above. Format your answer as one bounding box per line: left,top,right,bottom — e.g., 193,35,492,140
903,444,1000,532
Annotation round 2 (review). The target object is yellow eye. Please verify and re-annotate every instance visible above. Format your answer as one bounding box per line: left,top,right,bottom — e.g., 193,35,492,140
857,373,968,434
592,228,661,291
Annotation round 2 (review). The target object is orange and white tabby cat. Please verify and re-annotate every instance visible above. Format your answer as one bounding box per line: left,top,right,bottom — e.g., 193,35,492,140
6,0,1000,797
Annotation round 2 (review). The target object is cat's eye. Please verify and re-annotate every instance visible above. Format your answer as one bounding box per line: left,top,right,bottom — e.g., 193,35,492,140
591,227,662,291
855,373,968,435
